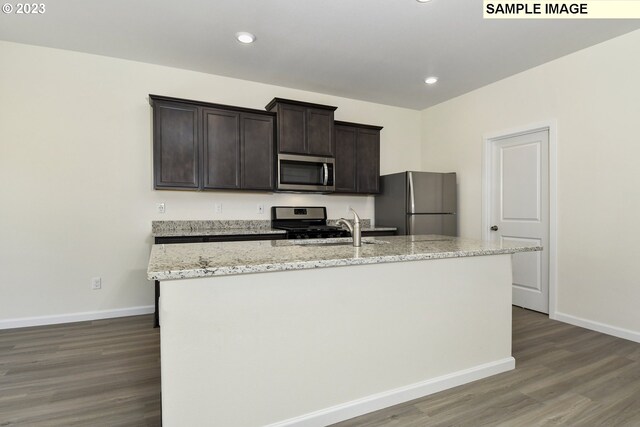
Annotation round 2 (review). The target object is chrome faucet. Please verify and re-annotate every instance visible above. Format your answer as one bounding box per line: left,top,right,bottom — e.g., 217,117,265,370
337,208,362,247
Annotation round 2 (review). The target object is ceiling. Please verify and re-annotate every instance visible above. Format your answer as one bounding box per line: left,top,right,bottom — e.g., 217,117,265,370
1,0,639,110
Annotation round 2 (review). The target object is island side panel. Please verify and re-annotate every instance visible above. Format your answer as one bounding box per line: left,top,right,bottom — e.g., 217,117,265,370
159,254,513,427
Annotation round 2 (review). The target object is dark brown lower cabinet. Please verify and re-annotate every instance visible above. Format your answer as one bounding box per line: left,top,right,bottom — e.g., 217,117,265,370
334,121,383,194
361,230,396,237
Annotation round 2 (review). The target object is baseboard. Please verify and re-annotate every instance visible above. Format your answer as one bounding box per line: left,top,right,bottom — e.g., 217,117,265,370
265,357,515,427
0,305,155,330
555,311,640,343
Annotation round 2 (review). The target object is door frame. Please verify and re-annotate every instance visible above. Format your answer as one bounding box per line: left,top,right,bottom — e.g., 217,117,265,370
481,120,558,319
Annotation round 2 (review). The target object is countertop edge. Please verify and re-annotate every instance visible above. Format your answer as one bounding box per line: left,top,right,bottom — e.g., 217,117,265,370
148,245,541,281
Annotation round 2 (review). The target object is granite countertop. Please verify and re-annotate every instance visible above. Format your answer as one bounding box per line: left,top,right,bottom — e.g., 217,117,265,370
148,235,542,281
152,220,282,237
152,220,396,237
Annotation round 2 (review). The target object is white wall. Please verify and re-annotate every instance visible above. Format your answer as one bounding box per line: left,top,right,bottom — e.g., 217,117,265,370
161,255,514,426
421,30,640,337
0,41,421,324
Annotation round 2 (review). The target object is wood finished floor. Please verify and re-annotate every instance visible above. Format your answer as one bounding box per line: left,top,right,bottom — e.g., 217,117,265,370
332,307,640,427
1,308,639,426
0,315,160,426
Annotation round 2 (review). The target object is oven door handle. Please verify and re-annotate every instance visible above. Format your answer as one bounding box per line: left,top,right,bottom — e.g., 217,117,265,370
322,163,329,186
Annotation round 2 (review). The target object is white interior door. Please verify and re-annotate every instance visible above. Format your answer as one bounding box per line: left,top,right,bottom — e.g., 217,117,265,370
490,130,549,313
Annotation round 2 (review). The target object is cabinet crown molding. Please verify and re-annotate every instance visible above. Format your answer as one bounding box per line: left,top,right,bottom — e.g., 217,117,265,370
265,97,338,112
149,94,275,117
334,120,384,131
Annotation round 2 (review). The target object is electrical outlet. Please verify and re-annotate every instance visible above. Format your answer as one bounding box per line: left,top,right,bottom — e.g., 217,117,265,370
91,277,102,290
215,203,222,214
157,203,165,214
257,204,265,214
346,205,352,214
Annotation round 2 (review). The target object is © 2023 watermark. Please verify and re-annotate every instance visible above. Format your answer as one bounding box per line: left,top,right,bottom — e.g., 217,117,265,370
2,3,45,14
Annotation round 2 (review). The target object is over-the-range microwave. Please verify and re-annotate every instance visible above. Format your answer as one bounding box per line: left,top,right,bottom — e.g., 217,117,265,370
277,153,335,192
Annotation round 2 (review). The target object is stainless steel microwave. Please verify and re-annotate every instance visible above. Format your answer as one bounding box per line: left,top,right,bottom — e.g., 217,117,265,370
277,153,335,192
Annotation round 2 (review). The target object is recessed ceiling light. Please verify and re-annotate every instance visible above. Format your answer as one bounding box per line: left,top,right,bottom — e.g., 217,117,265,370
235,32,256,44
416,0,432,3
424,77,438,85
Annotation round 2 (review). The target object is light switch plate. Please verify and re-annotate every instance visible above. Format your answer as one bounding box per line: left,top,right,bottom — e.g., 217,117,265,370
257,204,265,214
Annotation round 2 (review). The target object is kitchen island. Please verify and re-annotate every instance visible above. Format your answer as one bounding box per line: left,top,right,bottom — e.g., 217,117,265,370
148,235,541,427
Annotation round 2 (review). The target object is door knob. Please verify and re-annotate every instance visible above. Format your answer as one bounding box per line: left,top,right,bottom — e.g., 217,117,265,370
490,225,499,231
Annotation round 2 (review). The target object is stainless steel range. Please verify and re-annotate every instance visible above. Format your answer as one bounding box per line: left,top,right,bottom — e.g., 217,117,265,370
271,206,349,239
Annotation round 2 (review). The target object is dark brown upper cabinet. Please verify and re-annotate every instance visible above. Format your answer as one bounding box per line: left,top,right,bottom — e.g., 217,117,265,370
334,125,357,192
152,100,200,190
266,98,337,157
150,95,275,191
334,121,383,194
202,108,240,189
240,113,275,191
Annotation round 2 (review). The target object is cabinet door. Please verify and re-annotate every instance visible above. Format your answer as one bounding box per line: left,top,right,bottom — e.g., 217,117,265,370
202,108,240,189
306,108,334,156
155,236,206,244
241,113,274,190
334,125,357,192
277,104,306,154
153,102,199,189
356,128,380,193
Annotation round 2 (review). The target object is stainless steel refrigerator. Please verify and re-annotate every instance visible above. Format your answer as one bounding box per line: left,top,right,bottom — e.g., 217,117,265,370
375,171,457,236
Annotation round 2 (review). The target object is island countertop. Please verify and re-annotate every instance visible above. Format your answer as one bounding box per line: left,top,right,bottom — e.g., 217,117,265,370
148,235,541,281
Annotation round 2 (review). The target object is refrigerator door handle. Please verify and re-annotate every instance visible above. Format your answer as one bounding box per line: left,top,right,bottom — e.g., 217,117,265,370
408,172,416,213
